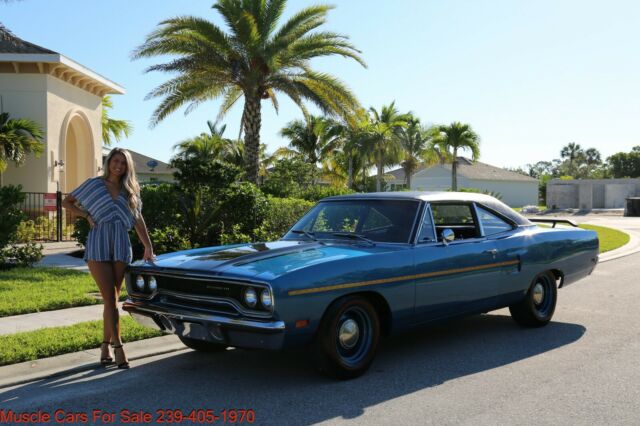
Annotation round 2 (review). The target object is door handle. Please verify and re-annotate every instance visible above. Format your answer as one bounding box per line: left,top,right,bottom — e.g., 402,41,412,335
484,249,498,256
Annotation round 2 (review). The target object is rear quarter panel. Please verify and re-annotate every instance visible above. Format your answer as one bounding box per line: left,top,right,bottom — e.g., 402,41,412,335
517,226,599,290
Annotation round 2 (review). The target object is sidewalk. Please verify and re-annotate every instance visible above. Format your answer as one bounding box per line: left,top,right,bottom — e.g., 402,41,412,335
35,241,88,272
0,305,106,336
0,335,186,388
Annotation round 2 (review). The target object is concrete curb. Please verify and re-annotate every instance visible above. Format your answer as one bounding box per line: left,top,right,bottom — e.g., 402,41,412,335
598,231,640,263
0,335,187,389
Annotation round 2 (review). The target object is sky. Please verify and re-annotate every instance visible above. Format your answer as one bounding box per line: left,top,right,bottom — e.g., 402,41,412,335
2,0,639,171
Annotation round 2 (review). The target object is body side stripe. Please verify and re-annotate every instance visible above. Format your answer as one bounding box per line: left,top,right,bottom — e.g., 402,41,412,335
287,259,520,296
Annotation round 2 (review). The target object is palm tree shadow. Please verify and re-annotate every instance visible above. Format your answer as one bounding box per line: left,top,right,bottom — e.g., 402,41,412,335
1,314,585,425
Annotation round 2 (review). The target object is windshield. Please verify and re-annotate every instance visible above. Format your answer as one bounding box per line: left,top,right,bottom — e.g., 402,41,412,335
284,199,420,243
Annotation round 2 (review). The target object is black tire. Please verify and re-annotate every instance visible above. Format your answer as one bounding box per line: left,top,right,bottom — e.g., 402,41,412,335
509,271,557,327
313,296,380,380
178,336,229,352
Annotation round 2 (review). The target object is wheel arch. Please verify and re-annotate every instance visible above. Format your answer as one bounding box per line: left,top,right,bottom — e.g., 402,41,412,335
550,268,565,288
319,291,393,336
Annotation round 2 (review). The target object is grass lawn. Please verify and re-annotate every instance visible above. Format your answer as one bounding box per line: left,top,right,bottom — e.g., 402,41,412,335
578,224,630,253
0,267,127,318
0,316,162,366
535,223,629,253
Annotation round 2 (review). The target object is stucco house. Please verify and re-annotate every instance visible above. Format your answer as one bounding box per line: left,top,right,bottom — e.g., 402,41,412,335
387,157,539,207
0,25,124,193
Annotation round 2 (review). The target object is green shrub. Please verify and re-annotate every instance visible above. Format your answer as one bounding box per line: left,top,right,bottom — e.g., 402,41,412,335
15,219,36,243
0,185,26,248
263,196,314,237
148,226,191,254
0,243,43,267
72,216,90,248
139,183,182,230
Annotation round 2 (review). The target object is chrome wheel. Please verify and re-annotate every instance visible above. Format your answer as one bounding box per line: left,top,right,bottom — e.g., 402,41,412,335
532,282,545,305
338,319,360,349
336,306,373,367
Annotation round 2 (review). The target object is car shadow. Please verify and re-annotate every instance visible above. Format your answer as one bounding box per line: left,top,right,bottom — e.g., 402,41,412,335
1,313,585,424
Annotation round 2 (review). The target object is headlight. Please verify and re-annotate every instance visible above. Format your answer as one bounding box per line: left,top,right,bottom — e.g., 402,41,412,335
135,275,145,291
244,288,257,307
261,289,273,308
148,276,157,292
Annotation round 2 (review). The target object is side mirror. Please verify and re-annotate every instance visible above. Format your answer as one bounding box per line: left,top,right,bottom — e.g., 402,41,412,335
441,228,455,245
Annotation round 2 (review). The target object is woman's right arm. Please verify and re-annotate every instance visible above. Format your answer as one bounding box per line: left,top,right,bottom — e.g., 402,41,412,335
62,194,96,228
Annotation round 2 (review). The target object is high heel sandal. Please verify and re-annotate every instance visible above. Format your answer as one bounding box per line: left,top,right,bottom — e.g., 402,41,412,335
111,344,130,369
100,341,113,366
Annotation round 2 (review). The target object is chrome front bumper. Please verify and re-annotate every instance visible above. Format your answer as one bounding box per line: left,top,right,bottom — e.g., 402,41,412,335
123,299,286,350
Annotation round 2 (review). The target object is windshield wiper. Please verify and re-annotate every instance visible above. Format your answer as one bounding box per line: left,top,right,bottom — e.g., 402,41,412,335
331,232,376,246
290,229,319,242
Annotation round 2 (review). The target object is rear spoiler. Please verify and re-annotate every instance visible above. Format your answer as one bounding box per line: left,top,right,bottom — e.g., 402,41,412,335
528,218,579,228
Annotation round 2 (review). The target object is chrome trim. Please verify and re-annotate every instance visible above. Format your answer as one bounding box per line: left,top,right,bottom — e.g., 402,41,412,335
126,270,276,314
159,289,273,318
123,300,285,332
473,203,485,237
414,202,438,245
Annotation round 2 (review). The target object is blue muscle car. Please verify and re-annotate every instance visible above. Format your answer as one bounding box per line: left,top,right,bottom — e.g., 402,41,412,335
123,192,599,379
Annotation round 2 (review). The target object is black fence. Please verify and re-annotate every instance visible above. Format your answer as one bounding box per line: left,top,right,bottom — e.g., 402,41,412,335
18,192,77,241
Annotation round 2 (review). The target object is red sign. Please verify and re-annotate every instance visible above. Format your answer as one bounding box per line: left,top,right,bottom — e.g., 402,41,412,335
44,193,57,212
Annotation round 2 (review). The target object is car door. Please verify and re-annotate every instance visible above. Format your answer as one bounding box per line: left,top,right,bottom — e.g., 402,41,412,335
412,202,507,323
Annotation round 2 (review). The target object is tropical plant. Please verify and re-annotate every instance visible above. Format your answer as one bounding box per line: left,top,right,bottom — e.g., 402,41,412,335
0,112,44,178
432,122,480,191
321,110,370,190
101,96,133,145
367,102,411,191
560,142,583,177
132,0,366,184
396,118,441,189
277,115,336,184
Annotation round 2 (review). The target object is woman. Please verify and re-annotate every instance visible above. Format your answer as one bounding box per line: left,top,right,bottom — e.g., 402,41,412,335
62,148,154,369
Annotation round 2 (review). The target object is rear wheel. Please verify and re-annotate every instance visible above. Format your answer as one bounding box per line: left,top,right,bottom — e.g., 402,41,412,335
313,296,380,380
509,271,557,327
178,336,229,352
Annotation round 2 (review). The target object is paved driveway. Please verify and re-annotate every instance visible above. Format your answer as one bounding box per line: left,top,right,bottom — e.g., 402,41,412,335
1,251,639,425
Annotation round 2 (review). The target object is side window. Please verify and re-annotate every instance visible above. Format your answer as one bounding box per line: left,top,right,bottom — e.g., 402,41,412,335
477,206,513,236
431,203,480,240
417,205,436,242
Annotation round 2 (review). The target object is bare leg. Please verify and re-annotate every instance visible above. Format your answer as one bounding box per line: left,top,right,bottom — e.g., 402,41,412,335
88,261,117,361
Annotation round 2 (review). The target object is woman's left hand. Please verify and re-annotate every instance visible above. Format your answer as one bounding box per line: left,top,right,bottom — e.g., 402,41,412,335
143,246,156,262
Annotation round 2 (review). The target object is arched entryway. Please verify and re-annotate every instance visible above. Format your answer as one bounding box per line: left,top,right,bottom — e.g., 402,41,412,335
60,111,95,193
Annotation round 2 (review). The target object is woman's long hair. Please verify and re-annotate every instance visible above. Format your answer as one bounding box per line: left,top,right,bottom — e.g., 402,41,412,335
101,148,141,218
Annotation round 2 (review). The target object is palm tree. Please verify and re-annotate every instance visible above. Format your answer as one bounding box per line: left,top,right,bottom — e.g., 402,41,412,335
133,0,365,184
101,96,133,145
0,112,44,185
277,115,337,184
585,147,601,166
433,122,480,191
396,119,441,189
560,142,583,176
367,102,411,191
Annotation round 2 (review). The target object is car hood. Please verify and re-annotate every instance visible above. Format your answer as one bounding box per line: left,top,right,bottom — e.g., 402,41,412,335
134,240,397,279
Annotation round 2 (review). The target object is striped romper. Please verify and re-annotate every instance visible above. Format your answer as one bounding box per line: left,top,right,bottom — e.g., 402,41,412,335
70,177,140,263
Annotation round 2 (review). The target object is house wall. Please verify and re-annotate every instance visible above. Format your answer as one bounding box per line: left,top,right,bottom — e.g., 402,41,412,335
547,179,640,209
409,165,538,207
0,72,102,193
0,74,49,192
46,75,102,193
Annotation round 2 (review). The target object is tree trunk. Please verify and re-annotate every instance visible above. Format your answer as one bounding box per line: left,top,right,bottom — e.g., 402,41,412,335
376,149,383,192
406,165,412,190
452,148,458,191
347,154,353,189
242,96,262,184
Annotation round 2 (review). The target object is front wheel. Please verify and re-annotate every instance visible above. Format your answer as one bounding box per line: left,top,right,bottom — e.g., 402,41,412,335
313,296,380,380
179,336,229,352
509,271,557,327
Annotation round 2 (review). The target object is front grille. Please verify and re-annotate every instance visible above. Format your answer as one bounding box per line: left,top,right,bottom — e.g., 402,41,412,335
156,275,245,300
161,292,240,316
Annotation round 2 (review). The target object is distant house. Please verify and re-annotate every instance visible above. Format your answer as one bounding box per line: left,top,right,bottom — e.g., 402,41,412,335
102,147,175,184
387,158,539,207
0,25,124,192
